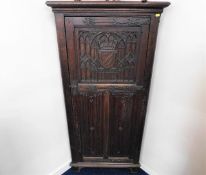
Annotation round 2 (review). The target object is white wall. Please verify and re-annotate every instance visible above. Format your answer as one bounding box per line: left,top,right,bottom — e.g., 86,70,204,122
0,0,205,175
140,0,206,175
0,1,71,175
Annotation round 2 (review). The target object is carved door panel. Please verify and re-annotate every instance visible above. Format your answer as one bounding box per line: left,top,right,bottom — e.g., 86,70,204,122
65,16,150,161
109,92,146,162
109,93,135,158
78,93,104,157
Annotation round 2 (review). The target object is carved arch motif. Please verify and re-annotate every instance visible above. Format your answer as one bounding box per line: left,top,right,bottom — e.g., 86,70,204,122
79,31,139,73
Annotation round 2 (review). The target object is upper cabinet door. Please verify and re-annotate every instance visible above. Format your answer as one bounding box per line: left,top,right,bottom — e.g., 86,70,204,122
65,16,151,85
64,16,151,161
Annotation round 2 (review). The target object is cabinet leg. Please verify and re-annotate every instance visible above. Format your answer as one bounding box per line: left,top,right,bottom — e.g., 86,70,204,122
71,167,81,173
130,167,139,173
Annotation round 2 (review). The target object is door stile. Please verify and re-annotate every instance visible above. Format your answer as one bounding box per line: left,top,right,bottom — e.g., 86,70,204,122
65,17,78,86
54,14,83,162
103,91,110,159
65,17,83,161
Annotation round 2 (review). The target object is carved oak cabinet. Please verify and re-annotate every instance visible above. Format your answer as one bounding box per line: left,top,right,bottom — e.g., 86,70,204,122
46,1,170,171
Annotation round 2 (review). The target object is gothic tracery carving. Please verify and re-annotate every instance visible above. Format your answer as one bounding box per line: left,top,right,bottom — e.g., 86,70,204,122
79,31,139,73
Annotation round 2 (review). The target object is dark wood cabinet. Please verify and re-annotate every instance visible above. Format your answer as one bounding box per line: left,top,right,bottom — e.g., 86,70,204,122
46,1,170,171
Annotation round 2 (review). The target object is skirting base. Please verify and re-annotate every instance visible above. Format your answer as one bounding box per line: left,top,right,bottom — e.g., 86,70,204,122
71,162,140,168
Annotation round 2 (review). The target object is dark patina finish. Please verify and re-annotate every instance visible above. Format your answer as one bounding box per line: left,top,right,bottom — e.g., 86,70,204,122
46,1,170,172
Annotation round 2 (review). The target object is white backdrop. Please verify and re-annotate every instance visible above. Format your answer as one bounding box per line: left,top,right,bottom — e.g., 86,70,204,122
0,0,205,175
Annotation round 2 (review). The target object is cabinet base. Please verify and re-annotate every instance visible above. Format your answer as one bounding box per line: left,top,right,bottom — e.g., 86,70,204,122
130,167,140,173
70,167,81,173
71,162,140,168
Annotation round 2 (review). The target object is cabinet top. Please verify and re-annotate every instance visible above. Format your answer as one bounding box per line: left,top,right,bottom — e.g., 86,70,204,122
46,1,170,9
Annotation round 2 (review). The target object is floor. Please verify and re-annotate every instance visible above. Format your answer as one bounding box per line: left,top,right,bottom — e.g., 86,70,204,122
62,168,148,175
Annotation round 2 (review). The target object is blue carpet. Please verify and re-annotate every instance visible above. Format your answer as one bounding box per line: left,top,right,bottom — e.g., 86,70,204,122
63,168,148,175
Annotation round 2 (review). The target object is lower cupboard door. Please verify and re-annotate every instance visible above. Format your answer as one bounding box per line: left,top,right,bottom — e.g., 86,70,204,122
78,92,105,158
109,92,145,162
76,89,145,163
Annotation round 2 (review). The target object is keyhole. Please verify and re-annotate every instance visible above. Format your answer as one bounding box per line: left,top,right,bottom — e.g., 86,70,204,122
90,126,95,131
118,126,123,131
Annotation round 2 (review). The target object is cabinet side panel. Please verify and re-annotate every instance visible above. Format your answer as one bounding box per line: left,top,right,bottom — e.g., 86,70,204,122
55,13,82,162
133,15,161,163
145,15,161,89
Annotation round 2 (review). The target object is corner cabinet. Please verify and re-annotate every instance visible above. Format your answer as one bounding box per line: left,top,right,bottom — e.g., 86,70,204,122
46,1,170,172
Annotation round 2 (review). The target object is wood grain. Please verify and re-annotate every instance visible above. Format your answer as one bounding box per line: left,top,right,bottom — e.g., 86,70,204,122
47,1,170,170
